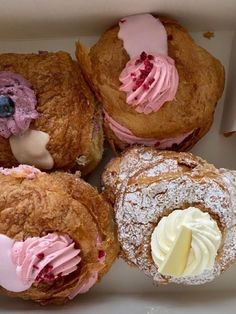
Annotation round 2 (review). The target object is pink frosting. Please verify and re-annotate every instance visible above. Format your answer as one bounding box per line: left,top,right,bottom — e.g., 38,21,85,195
68,236,106,300
97,235,106,263
68,272,98,300
104,110,193,149
0,71,39,138
0,165,41,179
118,14,179,114
0,233,81,293
119,52,179,114
0,234,31,292
0,233,106,298
11,233,81,287
118,14,168,57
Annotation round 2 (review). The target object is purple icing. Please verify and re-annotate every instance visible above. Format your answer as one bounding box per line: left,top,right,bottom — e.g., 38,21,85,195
0,71,39,138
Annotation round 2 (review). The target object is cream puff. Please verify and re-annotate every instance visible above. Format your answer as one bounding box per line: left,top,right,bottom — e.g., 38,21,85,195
0,165,119,304
0,51,103,174
102,147,236,285
76,14,225,151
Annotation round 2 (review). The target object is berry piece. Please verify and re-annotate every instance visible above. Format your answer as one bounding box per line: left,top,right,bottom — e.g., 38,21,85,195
0,95,15,118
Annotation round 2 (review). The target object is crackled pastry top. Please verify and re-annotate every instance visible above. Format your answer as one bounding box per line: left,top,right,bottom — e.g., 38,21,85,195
102,147,236,285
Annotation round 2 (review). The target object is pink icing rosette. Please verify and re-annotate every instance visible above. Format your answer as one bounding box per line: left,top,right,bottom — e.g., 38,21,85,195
118,14,179,114
119,52,179,114
0,231,106,298
11,233,81,286
0,71,39,138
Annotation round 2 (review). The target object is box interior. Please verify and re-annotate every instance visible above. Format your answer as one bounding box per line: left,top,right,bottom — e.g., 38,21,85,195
0,1,235,313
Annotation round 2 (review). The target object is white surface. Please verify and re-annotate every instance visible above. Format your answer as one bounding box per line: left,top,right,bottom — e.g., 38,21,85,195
0,292,236,314
0,0,236,39
0,3,236,313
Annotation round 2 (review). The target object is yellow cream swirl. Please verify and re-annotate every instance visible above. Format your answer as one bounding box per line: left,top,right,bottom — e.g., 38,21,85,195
151,207,222,277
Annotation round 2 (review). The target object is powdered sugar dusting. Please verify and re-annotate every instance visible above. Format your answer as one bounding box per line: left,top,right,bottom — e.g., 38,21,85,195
135,159,179,179
103,148,236,285
220,169,236,216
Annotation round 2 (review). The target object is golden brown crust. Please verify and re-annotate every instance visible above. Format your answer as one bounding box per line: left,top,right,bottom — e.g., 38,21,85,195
0,170,119,304
0,52,103,172
76,104,104,175
76,17,225,150
52,172,119,278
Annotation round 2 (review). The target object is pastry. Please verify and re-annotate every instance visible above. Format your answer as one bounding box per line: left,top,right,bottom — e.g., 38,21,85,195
76,13,225,151
102,147,236,285
0,52,103,174
0,165,119,304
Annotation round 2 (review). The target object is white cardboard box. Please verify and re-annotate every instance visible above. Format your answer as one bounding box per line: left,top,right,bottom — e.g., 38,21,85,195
0,1,235,313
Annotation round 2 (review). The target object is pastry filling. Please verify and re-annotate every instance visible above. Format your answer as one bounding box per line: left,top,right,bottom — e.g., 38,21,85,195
0,71,39,138
151,207,222,277
104,110,193,149
0,232,105,298
0,71,54,170
0,233,81,292
0,165,41,179
118,14,179,114
9,129,54,170
106,14,183,148
119,51,178,114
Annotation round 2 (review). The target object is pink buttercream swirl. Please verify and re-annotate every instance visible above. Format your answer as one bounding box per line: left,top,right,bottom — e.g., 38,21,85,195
0,165,41,179
0,71,39,138
104,110,193,149
11,233,81,286
119,52,179,114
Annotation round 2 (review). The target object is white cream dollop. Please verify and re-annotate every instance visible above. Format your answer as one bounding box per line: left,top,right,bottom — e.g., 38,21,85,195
151,207,222,277
9,129,54,170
